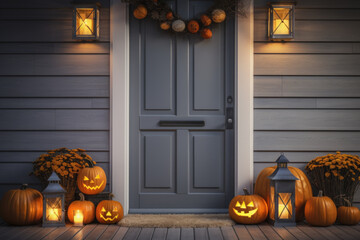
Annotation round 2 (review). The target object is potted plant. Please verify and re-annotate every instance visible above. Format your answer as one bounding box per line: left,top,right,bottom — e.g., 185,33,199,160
305,151,360,207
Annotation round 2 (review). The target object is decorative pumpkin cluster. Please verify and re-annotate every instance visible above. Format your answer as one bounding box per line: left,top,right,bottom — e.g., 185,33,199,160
306,151,360,181
68,193,124,225
124,0,244,39
32,148,95,179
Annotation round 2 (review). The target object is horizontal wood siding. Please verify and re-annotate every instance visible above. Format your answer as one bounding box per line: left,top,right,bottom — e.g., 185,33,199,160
254,0,360,205
0,0,110,199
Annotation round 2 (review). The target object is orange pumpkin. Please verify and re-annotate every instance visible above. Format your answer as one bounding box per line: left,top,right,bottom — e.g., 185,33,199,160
254,166,312,221
187,20,200,33
68,193,95,224
0,184,43,225
229,188,268,224
304,191,337,226
337,199,360,225
133,5,147,20
160,22,171,30
201,28,212,39
201,14,212,26
166,12,174,20
77,161,107,195
96,194,123,224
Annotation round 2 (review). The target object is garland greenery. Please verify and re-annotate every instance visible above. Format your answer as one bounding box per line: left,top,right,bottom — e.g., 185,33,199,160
122,0,246,39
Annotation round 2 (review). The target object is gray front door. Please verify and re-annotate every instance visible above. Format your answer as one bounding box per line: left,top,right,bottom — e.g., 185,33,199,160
129,0,234,212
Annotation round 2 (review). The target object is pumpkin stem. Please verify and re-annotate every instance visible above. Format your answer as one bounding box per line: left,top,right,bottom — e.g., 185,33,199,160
343,198,352,207
79,193,85,201
109,193,114,200
318,190,323,197
243,188,250,195
21,184,28,190
84,158,94,168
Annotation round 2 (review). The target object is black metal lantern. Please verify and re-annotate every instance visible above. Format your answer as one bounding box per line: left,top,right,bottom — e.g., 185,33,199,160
268,154,298,226
268,3,295,40
42,172,66,227
73,3,100,40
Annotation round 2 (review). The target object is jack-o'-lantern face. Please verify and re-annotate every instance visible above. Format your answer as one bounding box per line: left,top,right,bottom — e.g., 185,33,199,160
77,166,107,195
232,201,258,218
96,199,123,224
82,174,104,190
99,206,119,222
228,188,268,224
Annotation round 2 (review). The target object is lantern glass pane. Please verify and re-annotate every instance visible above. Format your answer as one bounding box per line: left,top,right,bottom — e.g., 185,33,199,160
273,8,291,35
76,8,95,36
278,193,292,219
269,185,275,220
46,197,62,222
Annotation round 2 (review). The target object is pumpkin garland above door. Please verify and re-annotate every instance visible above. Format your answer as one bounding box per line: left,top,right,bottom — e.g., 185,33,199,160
123,0,245,39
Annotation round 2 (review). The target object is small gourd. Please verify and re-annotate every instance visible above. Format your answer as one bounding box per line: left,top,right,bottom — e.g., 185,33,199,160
187,20,200,33
133,5,147,20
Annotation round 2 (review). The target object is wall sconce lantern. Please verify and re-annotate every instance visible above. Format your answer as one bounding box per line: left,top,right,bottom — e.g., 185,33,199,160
268,3,295,40
73,3,100,40
42,172,66,227
268,154,298,226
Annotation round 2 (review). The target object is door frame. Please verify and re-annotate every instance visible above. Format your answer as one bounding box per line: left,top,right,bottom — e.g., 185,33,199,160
110,0,254,215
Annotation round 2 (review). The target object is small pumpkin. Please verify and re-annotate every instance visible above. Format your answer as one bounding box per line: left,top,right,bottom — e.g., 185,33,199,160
337,199,360,225
160,22,171,31
0,184,43,225
96,194,123,224
187,20,200,33
166,12,174,20
172,20,186,32
133,5,147,20
212,9,226,23
201,14,212,26
68,193,95,224
229,188,268,224
254,166,313,221
77,161,107,195
201,28,212,39
304,191,337,227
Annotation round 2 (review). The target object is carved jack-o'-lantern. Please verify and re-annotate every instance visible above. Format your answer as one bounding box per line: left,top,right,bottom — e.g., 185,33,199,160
229,188,268,224
96,194,123,224
77,162,106,195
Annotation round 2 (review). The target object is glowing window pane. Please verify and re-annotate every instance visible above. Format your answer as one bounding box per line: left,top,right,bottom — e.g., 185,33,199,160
278,193,292,219
273,8,291,35
76,8,95,36
46,197,62,222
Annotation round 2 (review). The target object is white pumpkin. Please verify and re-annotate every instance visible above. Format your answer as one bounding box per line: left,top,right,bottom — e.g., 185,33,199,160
172,20,186,32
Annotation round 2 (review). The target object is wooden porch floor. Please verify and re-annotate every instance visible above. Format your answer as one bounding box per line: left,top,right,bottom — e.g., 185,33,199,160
0,223,359,240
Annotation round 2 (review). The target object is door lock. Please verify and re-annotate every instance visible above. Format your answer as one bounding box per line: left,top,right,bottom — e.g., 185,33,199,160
226,107,234,129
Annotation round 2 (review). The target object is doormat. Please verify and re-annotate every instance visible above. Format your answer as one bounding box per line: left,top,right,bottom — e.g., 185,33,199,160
118,214,235,228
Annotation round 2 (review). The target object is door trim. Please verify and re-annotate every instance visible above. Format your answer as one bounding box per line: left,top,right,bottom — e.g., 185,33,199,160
110,0,254,215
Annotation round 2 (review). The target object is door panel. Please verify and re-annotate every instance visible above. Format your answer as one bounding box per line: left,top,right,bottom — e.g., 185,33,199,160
142,132,176,190
130,0,234,212
144,21,175,111
190,131,225,190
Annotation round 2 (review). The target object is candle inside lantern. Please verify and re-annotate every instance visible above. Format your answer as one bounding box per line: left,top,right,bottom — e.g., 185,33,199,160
73,210,84,227
48,208,60,221
278,202,289,219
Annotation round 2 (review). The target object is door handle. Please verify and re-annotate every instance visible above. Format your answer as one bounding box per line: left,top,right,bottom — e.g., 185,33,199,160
158,120,205,127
